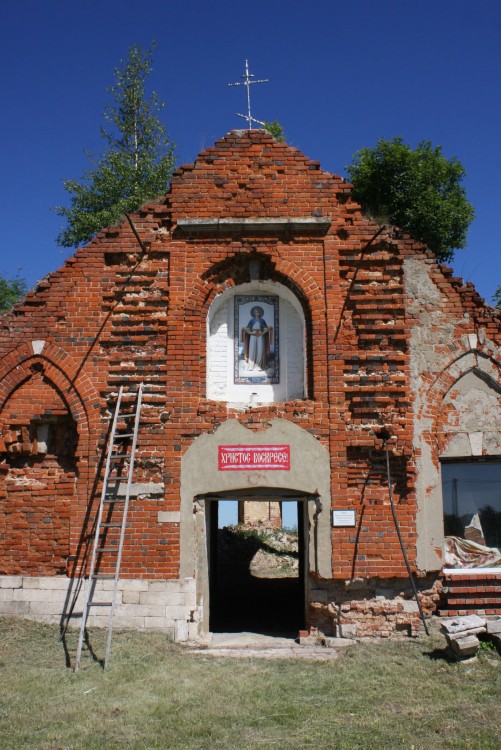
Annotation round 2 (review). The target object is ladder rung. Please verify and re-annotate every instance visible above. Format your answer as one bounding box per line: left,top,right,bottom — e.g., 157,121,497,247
92,574,115,580
101,522,122,528
103,498,126,504
97,547,119,553
88,601,113,607
114,433,134,439
119,413,137,419
110,454,127,460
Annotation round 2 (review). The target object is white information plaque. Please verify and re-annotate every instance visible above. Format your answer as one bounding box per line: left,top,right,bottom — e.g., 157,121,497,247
332,509,356,527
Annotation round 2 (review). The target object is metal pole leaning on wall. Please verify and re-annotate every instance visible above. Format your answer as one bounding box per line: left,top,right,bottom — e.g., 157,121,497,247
376,428,430,636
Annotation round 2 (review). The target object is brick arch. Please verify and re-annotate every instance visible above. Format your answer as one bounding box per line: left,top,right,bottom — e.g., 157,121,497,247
182,252,325,402
418,349,501,426
413,346,501,571
0,344,100,457
185,251,324,321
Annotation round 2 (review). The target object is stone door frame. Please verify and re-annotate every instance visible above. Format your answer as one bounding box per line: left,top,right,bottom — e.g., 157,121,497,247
179,419,332,635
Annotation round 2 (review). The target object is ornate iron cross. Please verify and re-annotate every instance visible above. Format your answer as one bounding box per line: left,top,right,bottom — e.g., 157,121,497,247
228,60,268,129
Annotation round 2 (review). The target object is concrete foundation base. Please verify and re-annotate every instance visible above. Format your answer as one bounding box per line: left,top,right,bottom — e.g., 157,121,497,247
0,575,200,641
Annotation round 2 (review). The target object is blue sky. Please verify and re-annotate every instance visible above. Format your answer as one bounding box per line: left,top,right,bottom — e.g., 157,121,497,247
1,0,500,303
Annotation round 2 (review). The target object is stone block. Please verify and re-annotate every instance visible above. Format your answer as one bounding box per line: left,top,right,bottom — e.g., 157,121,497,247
447,634,480,659
165,605,189,620
446,627,487,641
158,511,181,523
120,603,165,618
24,577,41,589
485,618,501,635
491,634,501,654
117,482,164,497
14,588,51,602
184,593,197,608
338,624,357,638
37,576,70,590
440,615,486,635
175,619,189,641
0,576,23,589
147,581,171,593
139,592,166,605
166,592,192,607
28,601,62,615
177,578,196,593
97,580,116,591
122,591,140,604
118,579,149,592
92,590,120,605
0,600,30,614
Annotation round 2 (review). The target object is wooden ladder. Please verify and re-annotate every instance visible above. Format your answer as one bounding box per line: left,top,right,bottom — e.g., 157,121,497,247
74,383,144,671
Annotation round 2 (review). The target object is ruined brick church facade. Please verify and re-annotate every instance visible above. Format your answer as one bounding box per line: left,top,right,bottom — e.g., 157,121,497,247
1,130,500,638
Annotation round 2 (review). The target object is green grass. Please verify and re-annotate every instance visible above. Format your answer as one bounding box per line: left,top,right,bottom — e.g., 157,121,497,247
0,617,500,749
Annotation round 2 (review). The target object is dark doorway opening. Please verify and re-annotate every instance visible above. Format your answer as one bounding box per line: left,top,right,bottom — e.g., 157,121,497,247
207,498,306,634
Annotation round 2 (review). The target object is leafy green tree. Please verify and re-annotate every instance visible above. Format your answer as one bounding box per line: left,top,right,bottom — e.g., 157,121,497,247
0,272,27,313
263,121,285,142
346,137,475,263
493,287,501,308
55,43,175,248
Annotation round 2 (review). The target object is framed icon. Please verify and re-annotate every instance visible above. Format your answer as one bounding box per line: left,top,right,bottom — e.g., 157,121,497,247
234,295,279,384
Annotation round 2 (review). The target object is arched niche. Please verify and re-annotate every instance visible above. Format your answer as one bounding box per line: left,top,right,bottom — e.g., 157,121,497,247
414,355,501,572
207,280,306,403
0,370,78,575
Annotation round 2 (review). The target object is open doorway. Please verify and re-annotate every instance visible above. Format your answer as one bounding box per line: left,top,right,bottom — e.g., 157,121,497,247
206,496,307,634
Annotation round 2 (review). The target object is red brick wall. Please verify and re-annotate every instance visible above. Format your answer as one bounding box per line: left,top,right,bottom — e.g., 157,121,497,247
1,130,500,583
0,373,77,574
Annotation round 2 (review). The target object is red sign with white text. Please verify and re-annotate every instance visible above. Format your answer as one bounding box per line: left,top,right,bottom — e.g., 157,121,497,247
218,445,290,471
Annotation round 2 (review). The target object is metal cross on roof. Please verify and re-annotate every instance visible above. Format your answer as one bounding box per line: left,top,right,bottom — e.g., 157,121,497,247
228,60,268,129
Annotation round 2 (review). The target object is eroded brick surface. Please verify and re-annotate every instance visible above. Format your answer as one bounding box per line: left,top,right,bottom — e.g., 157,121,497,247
1,130,500,637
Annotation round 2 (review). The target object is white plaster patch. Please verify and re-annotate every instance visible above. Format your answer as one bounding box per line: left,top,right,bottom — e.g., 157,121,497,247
31,340,45,354
117,482,164,497
467,333,478,350
404,257,442,310
468,431,483,456
444,373,501,433
158,511,181,523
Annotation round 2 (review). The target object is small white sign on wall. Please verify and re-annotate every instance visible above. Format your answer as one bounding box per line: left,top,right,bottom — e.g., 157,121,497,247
332,509,356,527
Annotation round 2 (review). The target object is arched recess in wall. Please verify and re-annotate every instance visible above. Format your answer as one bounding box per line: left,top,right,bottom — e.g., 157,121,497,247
0,348,99,576
207,280,308,403
0,343,99,458
413,348,501,572
421,350,501,460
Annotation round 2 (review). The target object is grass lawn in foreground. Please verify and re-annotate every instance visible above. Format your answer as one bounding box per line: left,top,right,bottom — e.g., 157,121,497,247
0,617,500,749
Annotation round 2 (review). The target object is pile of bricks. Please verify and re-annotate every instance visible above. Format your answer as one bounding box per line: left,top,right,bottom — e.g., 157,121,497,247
441,614,501,659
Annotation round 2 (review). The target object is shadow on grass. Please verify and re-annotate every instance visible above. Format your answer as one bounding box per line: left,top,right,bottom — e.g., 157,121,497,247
423,647,453,662
60,622,105,670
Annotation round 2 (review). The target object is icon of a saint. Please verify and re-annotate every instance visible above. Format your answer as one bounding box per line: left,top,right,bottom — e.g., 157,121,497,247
242,306,271,371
